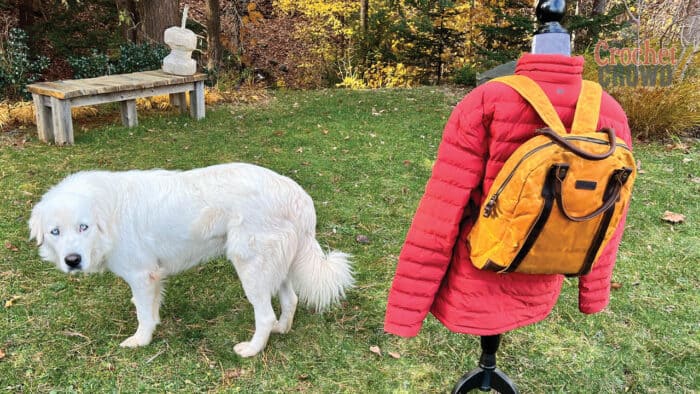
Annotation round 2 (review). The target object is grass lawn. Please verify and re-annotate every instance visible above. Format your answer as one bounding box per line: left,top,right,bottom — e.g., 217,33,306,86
1,87,698,393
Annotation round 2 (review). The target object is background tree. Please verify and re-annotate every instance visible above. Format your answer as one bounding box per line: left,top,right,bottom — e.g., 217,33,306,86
115,0,139,42
206,0,223,74
136,0,180,44
398,0,467,84
477,0,533,67
568,0,627,53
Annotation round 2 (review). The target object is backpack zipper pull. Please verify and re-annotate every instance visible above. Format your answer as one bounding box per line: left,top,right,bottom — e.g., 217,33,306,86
483,195,498,217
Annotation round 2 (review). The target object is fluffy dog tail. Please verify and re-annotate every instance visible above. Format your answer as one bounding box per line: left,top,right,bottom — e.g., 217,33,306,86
289,237,354,312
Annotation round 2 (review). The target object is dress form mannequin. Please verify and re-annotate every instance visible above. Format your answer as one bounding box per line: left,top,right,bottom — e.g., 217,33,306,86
531,0,571,55
451,1,568,392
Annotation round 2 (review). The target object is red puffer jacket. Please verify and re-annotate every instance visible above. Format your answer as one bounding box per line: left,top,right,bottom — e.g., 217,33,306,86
384,54,632,337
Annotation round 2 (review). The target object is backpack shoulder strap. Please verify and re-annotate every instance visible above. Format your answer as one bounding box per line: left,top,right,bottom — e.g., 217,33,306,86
570,80,603,133
490,75,567,135
490,76,604,135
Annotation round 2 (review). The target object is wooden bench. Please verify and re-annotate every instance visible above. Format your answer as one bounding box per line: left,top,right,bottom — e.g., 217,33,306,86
27,70,207,145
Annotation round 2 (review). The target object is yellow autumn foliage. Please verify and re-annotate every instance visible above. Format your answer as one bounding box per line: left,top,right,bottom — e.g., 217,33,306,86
0,101,101,129
0,103,10,128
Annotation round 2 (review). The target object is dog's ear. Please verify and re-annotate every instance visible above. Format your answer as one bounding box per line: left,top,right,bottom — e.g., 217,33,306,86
28,203,44,246
93,201,115,240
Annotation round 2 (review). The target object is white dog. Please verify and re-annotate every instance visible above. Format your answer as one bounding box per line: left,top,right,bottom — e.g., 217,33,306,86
29,163,353,357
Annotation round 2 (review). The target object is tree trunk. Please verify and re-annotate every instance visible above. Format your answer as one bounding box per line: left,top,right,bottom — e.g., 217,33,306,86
136,0,180,44
115,0,140,42
592,0,606,15
678,0,700,80
206,0,222,72
360,0,369,34
229,2,243,61
681,0,699,45
17,0,39,29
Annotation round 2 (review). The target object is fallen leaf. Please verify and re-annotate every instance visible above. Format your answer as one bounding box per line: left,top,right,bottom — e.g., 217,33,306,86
611,282,623,290
223,368,247,379
295,147,304,153
682,157,693,164
371,107,384,116
665,142,689,152
388,351,401,359
61,330,90,340
356,234,370,244
4,241,18,252
0,349,5,359
4,295,20,308
662,211,686,224
689,176,700,184
403,160,412,167
369,345,382,356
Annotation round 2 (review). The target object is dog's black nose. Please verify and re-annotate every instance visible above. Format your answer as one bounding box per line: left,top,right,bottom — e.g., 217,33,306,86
64,254,82,268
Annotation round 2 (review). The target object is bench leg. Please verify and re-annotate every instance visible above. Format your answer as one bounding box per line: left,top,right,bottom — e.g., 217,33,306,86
50,97,74,145
120,99,138,127
190,81,205,120
32,94,54,144
169,93,188,114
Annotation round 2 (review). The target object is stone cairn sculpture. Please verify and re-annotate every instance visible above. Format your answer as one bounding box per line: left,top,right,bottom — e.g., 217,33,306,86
162,5,197,75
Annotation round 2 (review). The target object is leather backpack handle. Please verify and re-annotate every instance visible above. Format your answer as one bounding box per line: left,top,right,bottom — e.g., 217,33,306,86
537,127,617,160
551,165,632,222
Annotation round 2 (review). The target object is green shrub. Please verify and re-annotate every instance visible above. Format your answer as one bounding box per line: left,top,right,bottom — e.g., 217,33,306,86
0,28,50,100
611,80,700,140
112,42,169,74
453,64,477,86
67,42,169,80
68,49,115,79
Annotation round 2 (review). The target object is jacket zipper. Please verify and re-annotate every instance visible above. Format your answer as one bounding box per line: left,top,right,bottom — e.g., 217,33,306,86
482,136,631,218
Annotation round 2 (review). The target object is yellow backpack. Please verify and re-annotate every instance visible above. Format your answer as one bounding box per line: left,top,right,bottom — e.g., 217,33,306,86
468,75,636,276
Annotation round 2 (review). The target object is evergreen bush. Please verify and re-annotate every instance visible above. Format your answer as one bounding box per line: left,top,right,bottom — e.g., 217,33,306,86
112,42,169,74
0,28,50,100
66,42,169,80
68,49,114,79
452,64,477,86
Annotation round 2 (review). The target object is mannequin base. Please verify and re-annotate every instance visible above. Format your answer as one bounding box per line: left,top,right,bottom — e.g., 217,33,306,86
451,335,519,394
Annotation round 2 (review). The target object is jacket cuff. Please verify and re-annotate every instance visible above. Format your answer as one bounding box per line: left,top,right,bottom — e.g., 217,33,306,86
578,291,609,314
384,321,421,338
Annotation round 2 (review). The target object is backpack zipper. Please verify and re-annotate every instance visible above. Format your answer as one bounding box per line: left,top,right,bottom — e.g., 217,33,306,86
482,136,631,218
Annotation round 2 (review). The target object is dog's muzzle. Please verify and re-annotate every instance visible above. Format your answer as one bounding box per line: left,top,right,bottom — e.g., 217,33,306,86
64,253,82,270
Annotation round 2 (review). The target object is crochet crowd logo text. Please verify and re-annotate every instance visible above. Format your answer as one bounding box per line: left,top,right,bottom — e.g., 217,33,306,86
594,39,678,88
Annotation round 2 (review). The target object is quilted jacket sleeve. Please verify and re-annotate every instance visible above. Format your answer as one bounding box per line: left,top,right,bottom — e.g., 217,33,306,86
578,93,633,314
384,88,490,337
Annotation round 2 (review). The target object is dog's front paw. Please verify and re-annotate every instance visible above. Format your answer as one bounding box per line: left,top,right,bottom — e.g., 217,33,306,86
234,341,262,358
271,320,292,334
120,334,151,348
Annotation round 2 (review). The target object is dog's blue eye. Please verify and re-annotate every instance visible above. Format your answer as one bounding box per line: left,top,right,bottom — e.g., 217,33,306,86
79,224,89,232
50,228,60,236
